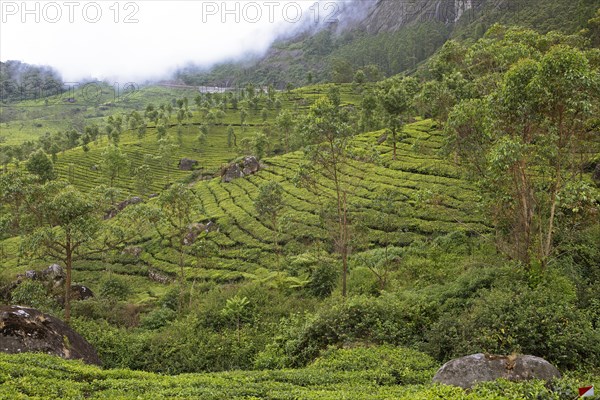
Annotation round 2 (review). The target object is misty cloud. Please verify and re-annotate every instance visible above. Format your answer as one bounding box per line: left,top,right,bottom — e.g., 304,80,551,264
0,1,378,83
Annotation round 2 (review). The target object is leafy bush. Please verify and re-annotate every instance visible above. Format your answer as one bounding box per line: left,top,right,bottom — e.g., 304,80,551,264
10,280,57,312
141,307,177,330
305,261,338,298
347,266,379,296
255,294,425,368
71,318,152,369
99,276,131,301
310,345,439,385
427,270,600,369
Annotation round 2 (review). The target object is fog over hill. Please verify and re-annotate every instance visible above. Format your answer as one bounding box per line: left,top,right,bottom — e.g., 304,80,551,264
1,0,595,85
0,1,379,82
0,0,484,83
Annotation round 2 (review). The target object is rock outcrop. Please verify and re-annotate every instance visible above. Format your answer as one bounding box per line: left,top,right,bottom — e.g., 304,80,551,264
122,246,143,258
360,0,484,34
221,163,244,183
221,156,262,183
433,353,561,389
183,221,219,245
241,156,260,175
0,306,101,365
70,285,94,301
179,158,198,171
104,196,143,219
148,270,171,284
40,264,65,289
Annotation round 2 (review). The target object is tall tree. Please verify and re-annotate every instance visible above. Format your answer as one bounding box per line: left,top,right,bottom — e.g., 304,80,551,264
25,149,56,183
275,110,295,152
0,171,37,235
100,145,129,188
298,95,354,296
255,181,285,265
155,183,201,312
447,45,599,269
378,77,418,160
20,183,137,322
157,136,179,181
227,125,237,148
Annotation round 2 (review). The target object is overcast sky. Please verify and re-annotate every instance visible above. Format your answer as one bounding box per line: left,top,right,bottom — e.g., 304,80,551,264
0,0,351,82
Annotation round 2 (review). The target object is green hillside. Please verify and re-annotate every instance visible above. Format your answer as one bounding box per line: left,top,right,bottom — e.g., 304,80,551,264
1,7,600,399
176,0,599,87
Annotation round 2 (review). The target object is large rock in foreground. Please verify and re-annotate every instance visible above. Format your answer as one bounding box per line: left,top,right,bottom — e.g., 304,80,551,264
433,353,561,389
0,306,101,365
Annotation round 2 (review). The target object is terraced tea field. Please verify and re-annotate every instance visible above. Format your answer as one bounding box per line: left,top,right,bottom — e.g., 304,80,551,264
49,119,488,300
33,84,363,195
1,85,487,301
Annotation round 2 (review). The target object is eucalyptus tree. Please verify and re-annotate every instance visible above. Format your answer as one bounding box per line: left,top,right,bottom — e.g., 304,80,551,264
297,94,354,296
145,104,159,125
446,45,599,269
129,110,146,141
227,125,237,148
157,136,179,181
240,108,249,131
255,181,285,265
146,183,202,312
134,154,156,196
20,182,139,322
275,110,295,152
0,170,37,235
378,77,418,160
105,115,123,145
359,92,378,133
100,144,129,188
25,149,56,183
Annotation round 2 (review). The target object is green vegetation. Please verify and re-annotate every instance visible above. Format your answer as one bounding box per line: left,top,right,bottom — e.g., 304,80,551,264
1,351,598,399
1,9,600,399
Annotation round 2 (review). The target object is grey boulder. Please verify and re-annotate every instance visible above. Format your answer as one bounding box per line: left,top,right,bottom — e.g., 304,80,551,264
0,305,101,365
433,353,561,389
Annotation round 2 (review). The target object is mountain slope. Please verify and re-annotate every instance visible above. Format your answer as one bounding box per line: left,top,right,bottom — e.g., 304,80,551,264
176,0,598,87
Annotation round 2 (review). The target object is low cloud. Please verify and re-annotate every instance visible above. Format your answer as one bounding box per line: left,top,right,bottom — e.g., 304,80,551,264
0,1,377,83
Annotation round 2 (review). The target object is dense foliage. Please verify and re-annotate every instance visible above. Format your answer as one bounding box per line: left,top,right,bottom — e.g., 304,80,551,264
1,7,599,398
0,352,597,399
0,60,63,104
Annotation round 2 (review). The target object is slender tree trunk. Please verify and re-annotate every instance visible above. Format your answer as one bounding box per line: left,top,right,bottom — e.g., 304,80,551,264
331,156,348,298
285,129,290,153
392,129,397,161
542,154,563,269
65,233,72,323
513,163,532,268
341,191,349,298
179,239,185,313
273,217,280,269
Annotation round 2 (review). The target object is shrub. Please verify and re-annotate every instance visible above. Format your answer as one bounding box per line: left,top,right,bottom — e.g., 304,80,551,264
10,280,57,312
255,294,425,368
71,298,142,327
309,345,439,385
99,276,131,301
347,266,379,296
305,261,338,298
141,307,177,330
427,271,600,369
71,318,152,369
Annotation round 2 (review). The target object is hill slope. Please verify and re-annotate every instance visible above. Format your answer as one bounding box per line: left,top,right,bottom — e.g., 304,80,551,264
175,0,598,86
